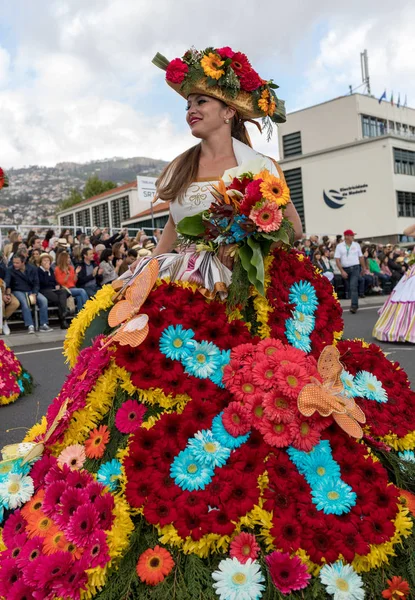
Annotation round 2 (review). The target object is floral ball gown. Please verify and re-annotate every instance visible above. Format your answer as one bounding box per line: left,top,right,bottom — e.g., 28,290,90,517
1,245,415,600
0,340,32,407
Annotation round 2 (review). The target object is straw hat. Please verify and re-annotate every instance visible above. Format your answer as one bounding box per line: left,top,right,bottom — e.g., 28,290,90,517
153,47,286,126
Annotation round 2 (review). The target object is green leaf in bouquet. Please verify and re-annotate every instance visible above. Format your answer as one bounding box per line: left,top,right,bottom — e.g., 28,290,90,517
238,239,265,297
176,212,206,237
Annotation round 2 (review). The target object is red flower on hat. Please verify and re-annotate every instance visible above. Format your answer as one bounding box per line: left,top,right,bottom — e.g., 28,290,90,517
230,52,251,77
166,58,189,84
240,69,263,92
216,46,235,59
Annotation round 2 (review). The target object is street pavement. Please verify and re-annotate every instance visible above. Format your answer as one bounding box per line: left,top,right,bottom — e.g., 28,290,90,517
0,301,414,447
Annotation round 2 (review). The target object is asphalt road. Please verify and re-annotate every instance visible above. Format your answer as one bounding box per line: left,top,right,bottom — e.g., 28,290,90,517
0,305,414,447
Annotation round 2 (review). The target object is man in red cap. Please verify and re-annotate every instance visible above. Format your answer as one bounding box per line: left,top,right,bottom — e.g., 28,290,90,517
334,229,366,313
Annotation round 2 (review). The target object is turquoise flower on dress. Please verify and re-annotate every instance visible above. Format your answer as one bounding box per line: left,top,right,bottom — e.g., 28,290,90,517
340,370,358,398
320,562,365,600
0,473,34,509
292,310,316,335
301,450,341,487
289,281,318,315
23,373,30,380
187,430,231,468
170,448,213,491
159,325,195,361
97,459,122,492
183,341,222,379
311,477,356,515
354,371,388,403
285,319,311,353
17,380,24,392
210,350,231,388
211,413,250,450
399,450,415,463
212,557,265,600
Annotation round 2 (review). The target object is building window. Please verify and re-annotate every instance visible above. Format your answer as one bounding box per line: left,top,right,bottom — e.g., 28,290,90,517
282,132,302,158
60,214,74,228
75,208,91,228
111,195,130,229
361,114,387,138
388,121,395,133
126,215,169,236
394,148,415,176
92,203,110,228
283,167,305,229
397,191,415,218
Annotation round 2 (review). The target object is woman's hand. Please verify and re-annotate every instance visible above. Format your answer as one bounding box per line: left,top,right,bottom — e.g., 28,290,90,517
217,244,236,270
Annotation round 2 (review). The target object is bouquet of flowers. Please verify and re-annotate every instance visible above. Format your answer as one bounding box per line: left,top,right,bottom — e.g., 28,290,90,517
176,167,294,304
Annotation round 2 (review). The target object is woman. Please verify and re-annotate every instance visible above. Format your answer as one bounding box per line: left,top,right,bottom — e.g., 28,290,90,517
312,247,334,282
387,250,404,287
99,248,122,285
42,229,55,250
111,241,127,267
2,46,415,599
368,247,387,291
29,248,42,267
54,250,88,312
38,253,70,329
373,224,415,343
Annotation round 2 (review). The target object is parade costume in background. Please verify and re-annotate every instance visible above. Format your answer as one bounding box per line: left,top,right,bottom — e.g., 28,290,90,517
1,48,415,600
0,168,33,405
373,261,415,343
0,340,32,406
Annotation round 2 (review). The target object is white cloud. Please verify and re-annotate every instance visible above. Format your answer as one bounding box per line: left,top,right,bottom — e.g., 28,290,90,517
0,0,414,168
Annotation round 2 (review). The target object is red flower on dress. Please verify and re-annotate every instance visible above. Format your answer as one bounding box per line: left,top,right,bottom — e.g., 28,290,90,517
265,551,311,595
166,58,189,84
115,399,146,434
222,402,251,437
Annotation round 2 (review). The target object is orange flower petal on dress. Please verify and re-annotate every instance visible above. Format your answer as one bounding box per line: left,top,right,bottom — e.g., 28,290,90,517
382,575,410,599
136,545,175,586
85,425,110,459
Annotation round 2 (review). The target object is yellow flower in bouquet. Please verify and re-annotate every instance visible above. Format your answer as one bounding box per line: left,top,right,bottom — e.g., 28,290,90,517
254,170,290,206
201,53,225,80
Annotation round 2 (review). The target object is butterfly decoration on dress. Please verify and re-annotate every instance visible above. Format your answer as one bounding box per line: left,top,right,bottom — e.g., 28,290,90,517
297,345,366,438
100,259,159,350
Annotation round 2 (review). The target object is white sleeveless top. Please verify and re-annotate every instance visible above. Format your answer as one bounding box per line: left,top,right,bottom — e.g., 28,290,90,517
169,137,279,225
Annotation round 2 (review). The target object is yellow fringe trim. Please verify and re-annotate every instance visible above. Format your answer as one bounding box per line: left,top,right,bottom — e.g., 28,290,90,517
64,285,115,368
0,392,20,406
381,430,415,451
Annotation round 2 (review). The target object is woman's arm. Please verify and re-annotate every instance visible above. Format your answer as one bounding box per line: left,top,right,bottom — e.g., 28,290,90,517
284,202,303,240
152,214,177,257
403,224,415,237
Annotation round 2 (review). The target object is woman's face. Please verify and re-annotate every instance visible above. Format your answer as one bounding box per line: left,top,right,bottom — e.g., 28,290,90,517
186,94,234,139
41,257,50,269
32,249,40,258
84,236,90,244
314,252,321,261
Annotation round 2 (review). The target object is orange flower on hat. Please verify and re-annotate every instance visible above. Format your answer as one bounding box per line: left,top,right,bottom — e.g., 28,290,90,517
382,576,410,599
201,53,225,80
136,545,175,586
258,88,271,113
254,170,290,207
85,425,110,459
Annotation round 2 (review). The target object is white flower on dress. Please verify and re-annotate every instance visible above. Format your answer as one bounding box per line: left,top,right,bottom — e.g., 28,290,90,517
212,557,265,600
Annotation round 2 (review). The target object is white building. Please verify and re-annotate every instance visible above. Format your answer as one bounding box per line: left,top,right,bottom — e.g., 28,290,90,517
57,176,158,233
278,93,415,242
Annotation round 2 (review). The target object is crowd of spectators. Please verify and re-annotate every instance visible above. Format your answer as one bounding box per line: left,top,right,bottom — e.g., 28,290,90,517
293,233,415,299
0,226,162,335
0,226,413,335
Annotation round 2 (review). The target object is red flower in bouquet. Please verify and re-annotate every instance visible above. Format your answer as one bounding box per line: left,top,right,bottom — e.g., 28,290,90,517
382,576,411,599
228,176,251,194
229,51,251,77
166,58,189,84
240,69,263,91
239,179,262,216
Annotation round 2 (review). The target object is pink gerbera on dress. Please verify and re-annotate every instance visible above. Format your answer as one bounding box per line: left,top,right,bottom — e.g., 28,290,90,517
252,358,278,390
259,418,294,448
245,394,266,429
249,200,283,232
57,445,86,470
222,402,251,437
230,532,260,564
256,338,284,357
65,505,99,547
83,531,111,569
265,551,311,594
115,399,146,434
289,419,321,452
262,392,295,423
275,363,309,400
226,370,259,403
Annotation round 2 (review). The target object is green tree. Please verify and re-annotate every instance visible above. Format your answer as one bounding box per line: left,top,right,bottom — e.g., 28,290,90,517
59,188,83,211
83,175,117,200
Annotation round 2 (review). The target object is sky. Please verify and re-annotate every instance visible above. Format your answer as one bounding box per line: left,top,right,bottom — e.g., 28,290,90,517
1,0,415,169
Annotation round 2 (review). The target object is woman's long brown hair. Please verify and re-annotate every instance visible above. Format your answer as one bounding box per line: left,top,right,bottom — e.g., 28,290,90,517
155,111,253,204
56,250,70,272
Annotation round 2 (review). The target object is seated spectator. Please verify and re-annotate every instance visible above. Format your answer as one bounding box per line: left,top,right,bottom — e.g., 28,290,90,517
71,244,82,266
314,248,334,282
0,257,19,335
54,251,88,312
38,253,70,329
77,248,103,298
99,249,122,285
329,250,345,295
387,251,404,287
368,248,389,291
380,255,393,278
29,249,42,268
4,252,53,333
118,249,138,276
112,241,127,267
42,229,55,250
94,244,106,264
28,236,42,258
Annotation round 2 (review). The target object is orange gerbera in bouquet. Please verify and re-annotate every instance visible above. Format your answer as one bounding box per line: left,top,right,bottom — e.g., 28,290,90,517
176,167,293,304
